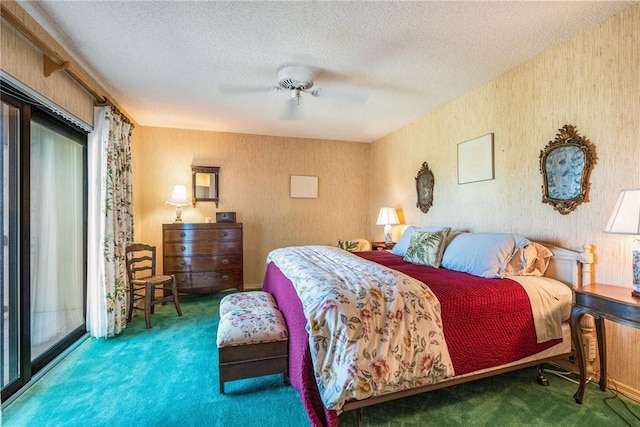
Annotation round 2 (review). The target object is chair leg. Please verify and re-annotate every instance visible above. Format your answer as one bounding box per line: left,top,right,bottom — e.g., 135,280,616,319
144,284,153,329
127,285,134,322
172,276,183,317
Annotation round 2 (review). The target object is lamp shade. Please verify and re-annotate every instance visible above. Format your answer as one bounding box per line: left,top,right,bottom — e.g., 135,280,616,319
603,189,640,235
166,185,191,206
376,207,399,226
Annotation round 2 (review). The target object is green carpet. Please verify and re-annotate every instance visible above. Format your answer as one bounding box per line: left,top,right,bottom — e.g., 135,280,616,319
3,293,639,427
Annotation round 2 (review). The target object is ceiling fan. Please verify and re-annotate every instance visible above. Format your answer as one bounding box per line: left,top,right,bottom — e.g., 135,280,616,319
219,64,368,120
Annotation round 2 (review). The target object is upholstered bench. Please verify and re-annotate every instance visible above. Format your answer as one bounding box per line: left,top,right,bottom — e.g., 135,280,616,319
219,290,277,317
217,293,289,393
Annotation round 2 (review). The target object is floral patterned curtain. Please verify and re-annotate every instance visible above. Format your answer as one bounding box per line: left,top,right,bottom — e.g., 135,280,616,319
87,106,134,337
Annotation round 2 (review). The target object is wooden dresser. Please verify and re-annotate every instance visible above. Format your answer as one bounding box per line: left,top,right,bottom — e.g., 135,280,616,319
162,223,243,294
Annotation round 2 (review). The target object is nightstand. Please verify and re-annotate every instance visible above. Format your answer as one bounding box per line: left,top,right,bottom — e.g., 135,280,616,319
569,284,640,404
372,241,395,251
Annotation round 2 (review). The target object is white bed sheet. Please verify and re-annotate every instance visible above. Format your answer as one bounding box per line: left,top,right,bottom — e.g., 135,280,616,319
510,276,573,343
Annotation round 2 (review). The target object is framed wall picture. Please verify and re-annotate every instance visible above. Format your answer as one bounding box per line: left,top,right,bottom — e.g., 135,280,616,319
415,161,434,213
290,175,318,198
539,124,596,215
457,133,494,184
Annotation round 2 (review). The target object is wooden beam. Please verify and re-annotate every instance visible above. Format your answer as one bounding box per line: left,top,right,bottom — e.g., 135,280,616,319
1,2,66,64
1,1,111,106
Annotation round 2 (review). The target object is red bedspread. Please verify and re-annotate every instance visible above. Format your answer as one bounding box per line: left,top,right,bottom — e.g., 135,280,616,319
263,250,561,427
356,251,561,375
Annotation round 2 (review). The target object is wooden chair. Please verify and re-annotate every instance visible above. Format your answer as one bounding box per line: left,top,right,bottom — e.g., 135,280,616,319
125,243,182,329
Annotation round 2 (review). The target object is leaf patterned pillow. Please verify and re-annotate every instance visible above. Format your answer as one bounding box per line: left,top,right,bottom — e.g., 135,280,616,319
403,229,450,268
337,240,359,252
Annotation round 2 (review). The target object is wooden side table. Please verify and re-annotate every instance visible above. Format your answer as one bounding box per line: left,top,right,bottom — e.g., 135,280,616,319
569,284,640,403
372,241,396,251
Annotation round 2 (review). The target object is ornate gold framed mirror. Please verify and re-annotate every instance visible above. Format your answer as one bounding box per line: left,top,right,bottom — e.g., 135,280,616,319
416,161,434,213
539,125,596,215
192,166,220,207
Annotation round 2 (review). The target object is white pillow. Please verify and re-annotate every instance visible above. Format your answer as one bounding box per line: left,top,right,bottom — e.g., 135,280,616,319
441,232,530,278
391,226,451,257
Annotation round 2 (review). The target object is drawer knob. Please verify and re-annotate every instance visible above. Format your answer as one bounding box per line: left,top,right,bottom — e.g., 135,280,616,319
178,262,186,267
180,246,186,251
222,274,229,281
222,259,229,265
222,244,228,250
223,231,229,237
180,232,186,237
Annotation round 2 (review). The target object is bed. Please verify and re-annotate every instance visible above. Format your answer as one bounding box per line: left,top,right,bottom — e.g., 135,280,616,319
262,230,594,426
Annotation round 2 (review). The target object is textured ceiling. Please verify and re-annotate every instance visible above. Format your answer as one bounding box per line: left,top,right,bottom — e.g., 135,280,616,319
17,1,636,142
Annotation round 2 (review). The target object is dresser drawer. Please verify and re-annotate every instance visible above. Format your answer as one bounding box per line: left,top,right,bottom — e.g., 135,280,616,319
164,227,241,242
174,271,242,289
164,240,241,256
164,255,242,272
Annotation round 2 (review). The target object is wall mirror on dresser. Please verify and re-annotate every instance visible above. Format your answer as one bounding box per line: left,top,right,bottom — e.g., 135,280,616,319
192,165,220,207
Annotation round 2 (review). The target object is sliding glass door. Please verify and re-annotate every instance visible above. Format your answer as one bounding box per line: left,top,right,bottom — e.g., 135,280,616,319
29,120,86,361
1,89,87,402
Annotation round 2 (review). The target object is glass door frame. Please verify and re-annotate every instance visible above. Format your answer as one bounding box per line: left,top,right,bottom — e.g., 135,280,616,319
1,93,30,401
1,88,88,403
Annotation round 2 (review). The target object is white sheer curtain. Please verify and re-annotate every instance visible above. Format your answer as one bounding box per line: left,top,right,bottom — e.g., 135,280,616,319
87,107,109,338
30,122,84,353
87,106,134,338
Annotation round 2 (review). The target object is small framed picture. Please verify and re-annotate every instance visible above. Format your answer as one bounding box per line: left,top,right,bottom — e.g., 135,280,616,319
290,175,318,198
457,133,494,184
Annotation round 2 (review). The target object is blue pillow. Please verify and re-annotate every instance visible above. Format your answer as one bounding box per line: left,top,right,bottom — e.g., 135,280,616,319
441,233,530,278
391,226,451,257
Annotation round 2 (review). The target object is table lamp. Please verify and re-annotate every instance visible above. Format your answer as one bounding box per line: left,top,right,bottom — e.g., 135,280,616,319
603,188,640,297
376,207,399,246
166,185,191,222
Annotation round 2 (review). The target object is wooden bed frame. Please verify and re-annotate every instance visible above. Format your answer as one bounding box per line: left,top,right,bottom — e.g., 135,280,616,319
341,242,595,425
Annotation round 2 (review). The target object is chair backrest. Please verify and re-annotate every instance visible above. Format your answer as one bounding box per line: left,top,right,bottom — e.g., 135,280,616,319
125,243,158,281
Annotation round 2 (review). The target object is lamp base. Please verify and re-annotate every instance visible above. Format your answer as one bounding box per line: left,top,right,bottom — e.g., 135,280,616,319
384,224,392,245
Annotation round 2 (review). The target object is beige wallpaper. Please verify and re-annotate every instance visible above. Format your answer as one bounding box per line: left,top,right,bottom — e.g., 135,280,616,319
369,5,640,395
132,127,370,287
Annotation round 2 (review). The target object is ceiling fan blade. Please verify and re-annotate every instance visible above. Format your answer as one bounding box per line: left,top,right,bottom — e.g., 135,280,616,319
312,87,368,106
219,83,277,95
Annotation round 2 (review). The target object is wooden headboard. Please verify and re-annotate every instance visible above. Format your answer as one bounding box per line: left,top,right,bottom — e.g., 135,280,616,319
539,243,594,289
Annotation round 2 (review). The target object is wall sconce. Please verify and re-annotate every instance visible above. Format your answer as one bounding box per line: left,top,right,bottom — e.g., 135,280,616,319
166,185,191,223
603,188,640,297
376,207,400,246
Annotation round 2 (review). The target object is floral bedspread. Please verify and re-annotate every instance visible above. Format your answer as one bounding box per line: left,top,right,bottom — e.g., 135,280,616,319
267,246,454,411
